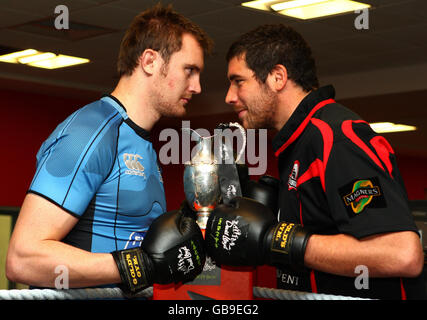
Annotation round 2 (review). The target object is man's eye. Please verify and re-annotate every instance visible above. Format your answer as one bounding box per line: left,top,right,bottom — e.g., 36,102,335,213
186,67,195,76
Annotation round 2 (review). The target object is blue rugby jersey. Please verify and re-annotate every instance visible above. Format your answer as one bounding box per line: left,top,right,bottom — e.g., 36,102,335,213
28,95,166,253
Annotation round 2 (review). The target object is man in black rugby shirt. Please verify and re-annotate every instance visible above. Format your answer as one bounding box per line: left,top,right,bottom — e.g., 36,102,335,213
204,24,425,300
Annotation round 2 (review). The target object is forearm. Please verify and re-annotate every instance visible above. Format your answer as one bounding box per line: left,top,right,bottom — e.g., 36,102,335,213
7,193,122,288
303,232,423,278
7,239,120,288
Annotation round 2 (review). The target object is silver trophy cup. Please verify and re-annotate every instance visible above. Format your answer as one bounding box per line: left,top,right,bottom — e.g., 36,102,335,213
183,123,246,229
183,136,221,229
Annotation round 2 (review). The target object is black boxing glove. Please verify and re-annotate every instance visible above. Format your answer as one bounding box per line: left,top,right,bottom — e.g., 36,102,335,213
179,199,197,220
242,175,280,217
205,197,311,268
112,210,205,294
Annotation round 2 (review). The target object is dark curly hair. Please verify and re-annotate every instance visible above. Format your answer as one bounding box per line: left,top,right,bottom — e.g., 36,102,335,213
226,24,318,92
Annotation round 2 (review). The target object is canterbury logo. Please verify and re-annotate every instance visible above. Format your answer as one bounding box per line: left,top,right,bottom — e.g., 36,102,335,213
123,153,145,177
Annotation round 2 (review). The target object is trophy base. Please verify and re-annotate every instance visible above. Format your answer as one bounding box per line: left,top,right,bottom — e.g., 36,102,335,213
196,210,211,230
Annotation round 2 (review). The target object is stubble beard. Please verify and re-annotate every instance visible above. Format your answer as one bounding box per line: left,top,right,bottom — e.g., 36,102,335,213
152,64,187,118
245,85,278,130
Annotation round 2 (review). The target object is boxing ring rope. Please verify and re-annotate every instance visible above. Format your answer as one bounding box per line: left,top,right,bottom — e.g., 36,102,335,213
0,287,153,300
252,286,372,300
0,286,371,300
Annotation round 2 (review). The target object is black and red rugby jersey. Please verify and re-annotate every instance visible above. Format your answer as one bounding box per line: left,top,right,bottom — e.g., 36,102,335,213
272,85,425,300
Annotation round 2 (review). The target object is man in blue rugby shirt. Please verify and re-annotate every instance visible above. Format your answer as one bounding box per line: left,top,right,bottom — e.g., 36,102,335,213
6,4,212,294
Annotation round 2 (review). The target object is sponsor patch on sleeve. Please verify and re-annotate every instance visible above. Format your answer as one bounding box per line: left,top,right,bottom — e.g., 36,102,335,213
338,177,386,217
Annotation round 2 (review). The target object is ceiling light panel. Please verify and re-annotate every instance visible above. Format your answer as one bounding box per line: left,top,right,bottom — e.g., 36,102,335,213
241,0,371,20
370,122,417,133
0,49,90,69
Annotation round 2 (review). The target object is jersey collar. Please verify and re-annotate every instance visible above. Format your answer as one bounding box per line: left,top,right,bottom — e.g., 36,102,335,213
272,85,336,157
101,94,151,142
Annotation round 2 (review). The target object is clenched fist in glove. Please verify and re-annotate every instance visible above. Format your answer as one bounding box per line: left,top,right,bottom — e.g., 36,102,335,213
205,197,311,268
112,210,205,294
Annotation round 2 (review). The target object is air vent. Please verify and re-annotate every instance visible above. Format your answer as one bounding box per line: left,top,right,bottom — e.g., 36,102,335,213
10,17,116,41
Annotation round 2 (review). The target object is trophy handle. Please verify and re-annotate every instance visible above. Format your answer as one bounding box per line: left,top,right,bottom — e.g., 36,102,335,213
216,122,246,164
228,122,246,163
182,127,217,164
182,123,246,164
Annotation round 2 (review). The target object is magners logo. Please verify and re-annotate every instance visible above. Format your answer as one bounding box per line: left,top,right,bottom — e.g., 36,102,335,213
342,179,382,215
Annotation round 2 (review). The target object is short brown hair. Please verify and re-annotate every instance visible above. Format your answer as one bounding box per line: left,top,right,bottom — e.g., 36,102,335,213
117,3,213,77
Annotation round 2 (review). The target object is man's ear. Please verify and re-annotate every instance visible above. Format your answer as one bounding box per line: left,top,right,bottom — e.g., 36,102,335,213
139,49,160,75
267,64,288,91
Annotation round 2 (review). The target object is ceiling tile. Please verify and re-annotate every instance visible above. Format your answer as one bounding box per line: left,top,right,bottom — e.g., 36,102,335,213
372,22,427,47
70,4,138,30
110,0,232,17
0,0,97,17
0,8,41,28
190,6,296,34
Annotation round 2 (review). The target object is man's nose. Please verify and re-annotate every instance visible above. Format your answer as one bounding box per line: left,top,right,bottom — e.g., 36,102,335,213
225,86,237,105
189,76,202,94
